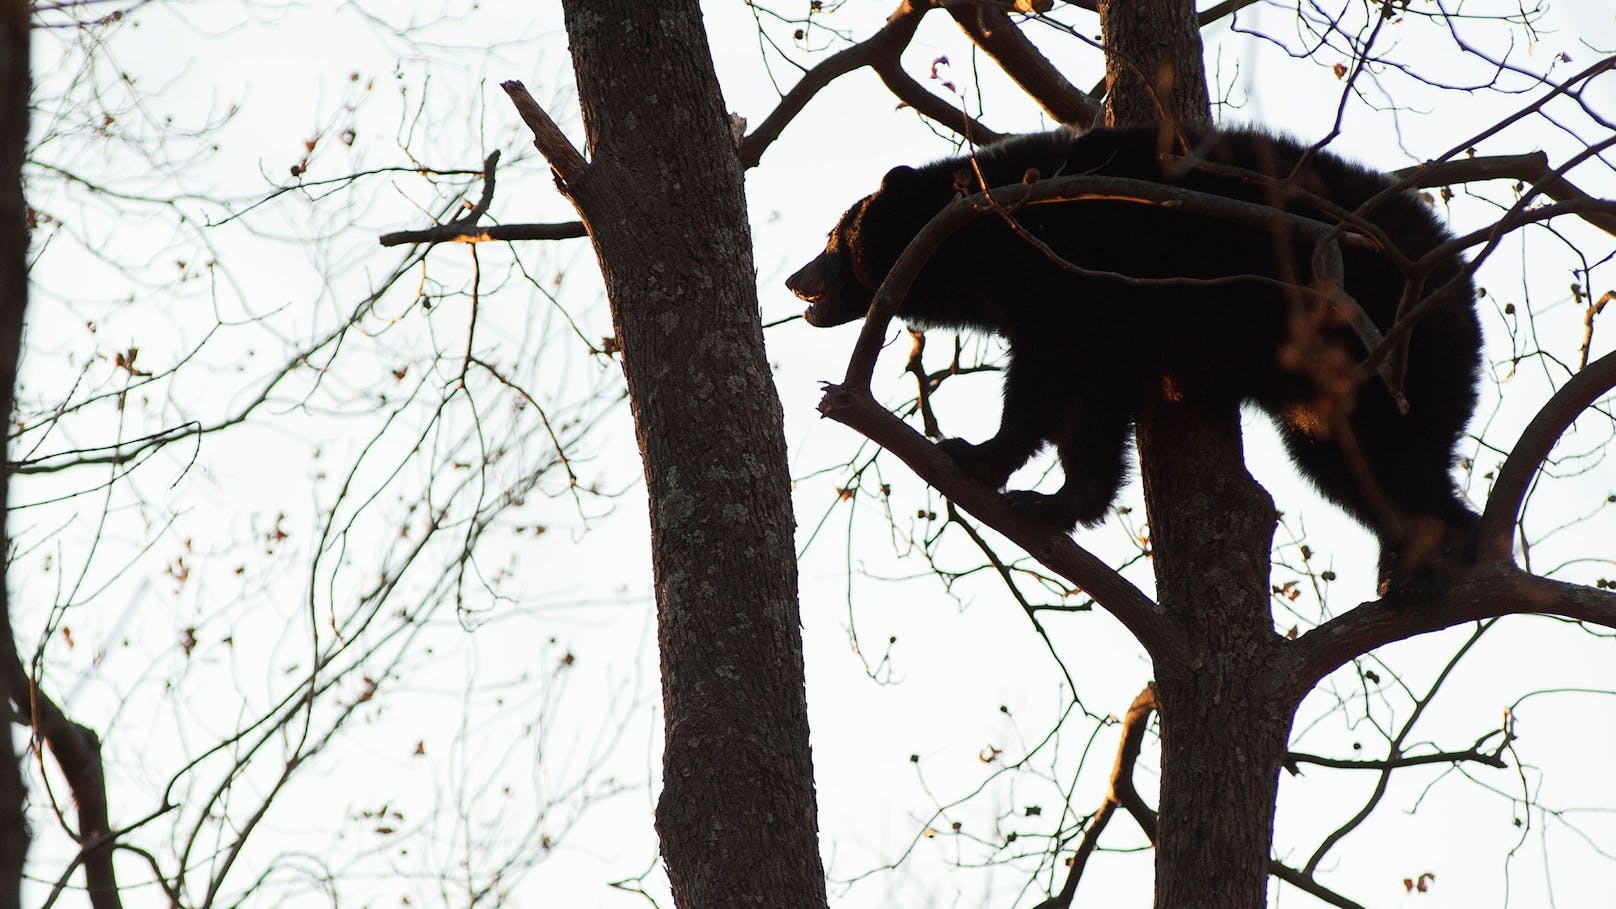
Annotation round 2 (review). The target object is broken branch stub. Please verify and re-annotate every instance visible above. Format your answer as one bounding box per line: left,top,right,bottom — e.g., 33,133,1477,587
500,80,587,185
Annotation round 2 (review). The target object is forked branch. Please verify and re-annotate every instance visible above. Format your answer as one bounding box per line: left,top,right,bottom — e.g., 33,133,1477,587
1032,684,1157,909
376,149,590,247
1025,683,1368,909
2,644,120,909
942,1,1100,129
1293,568,1616,691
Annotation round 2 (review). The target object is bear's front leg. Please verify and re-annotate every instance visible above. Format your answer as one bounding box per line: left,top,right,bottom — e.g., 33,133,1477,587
936,434,1038,490
934,349,1053,489
994,368,1135,533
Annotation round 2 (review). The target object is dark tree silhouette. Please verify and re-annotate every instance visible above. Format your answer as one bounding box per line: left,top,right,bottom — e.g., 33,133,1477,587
4,2,1614,908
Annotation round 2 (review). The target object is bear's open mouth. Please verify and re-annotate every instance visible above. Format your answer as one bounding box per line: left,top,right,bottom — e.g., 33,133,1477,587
802,299,863,328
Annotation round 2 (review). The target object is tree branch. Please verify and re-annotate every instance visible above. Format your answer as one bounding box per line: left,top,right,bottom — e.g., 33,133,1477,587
374,149,592,247
871,58,1004,146
1021,684,1373,909
2,643,120,909
459,150,499,223
942,0,1100,129
739,2,931,169
1393,152,1616,238
740,2,1005,167
1109,685,1160,838
1268,862,1367,909
1476,348,1616,562
1198,0,1264,24
378,220,586,247
500,80,587,184
1287,748,1505,770
377,85,595,251
1291,567,1616,691
1031,684,1157,909
818,385,1177,654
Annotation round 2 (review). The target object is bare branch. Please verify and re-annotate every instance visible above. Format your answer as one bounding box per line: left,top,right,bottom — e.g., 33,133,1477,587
2,645,120,909
1268,862,1367,909
1198,0,1263,25
740,2,1005,167
1033,684,1157,909
1304,622,1494,877
1394,152,1616,238
903,330,944,440
871,59,1004,146
1422,54,1616,190
943,1,1100,129
460,150,500,223
1109,685,1160,839
1291,567,1616,691
1582,292,1611,371
1477,349,1616,562
817,384,1178,655
1287,748,1505,770
1025,683,1376,909
378,220,586,247
740,2,931,168
500,80,587,184
374,149,592,247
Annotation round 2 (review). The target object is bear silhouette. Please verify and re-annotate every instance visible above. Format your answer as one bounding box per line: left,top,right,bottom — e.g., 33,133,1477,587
789,127,1482,597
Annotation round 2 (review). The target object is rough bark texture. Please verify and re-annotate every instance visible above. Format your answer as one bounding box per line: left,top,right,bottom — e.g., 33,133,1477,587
1099,3,1290,908
0,1,30,905
1136,397,1292,909
1098,0,1211,131
558,4,828,908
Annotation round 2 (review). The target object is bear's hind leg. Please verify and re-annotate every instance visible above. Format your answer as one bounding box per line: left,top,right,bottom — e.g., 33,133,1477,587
1275,405,1476,602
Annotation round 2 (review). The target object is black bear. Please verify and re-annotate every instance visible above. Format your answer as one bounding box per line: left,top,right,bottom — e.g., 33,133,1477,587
787,127,1482,596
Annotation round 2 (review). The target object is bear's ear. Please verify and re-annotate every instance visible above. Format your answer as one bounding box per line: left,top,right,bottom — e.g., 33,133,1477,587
878,165,923,193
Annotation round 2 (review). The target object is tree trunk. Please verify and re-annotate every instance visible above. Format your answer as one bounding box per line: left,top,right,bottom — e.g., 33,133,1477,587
0,1,31,906
557,5,828,908
1098,3,1291,908
1151,673,1293,907
1136,395,1291,909
1097,0,1210,131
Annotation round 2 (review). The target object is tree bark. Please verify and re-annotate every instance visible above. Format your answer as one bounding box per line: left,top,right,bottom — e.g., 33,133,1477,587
1098,3,1291,908
0,1,31,905
1136,395,1292,909
557,4,827,908
1138,381,1294,904
1097,0,1211,131
1151,671,1294,908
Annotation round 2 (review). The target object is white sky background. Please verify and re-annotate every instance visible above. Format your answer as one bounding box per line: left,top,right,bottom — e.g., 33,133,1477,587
12,1,1616,907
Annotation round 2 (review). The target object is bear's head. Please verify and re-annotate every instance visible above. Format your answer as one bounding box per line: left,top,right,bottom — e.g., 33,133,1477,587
788,165,940,328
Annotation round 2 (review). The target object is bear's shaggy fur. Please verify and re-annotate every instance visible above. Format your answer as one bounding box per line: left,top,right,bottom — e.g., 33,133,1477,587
788,127,1482,594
